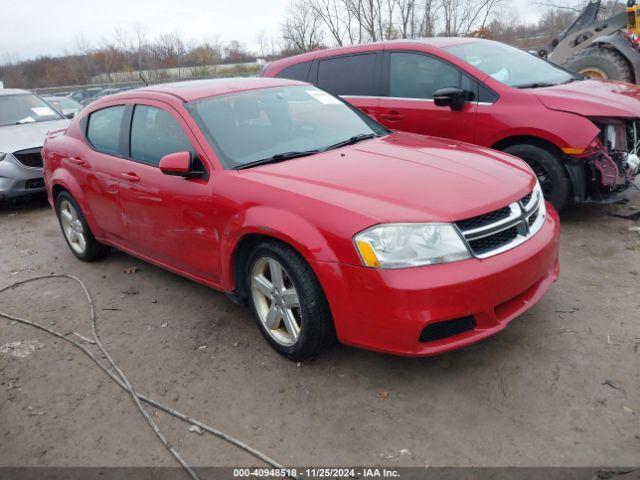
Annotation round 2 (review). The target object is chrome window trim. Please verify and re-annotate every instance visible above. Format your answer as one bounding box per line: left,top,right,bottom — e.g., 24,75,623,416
341,94,487,105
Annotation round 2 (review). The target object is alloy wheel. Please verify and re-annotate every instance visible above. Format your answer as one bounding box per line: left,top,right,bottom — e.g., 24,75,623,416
250,256,302,346
59,199,87,255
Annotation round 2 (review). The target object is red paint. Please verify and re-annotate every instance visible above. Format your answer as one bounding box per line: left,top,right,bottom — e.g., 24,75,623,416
262,39,640,153
159,151,191,174
43,78,559,357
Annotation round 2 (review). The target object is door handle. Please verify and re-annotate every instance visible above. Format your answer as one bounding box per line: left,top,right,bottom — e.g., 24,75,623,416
380,110,405,122
69,156,88,167
120,172,140,182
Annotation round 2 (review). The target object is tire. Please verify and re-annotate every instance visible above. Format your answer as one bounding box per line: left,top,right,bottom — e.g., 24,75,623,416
503,143,572,212
564,46,633,83
246,240,336,360
55,191,110,262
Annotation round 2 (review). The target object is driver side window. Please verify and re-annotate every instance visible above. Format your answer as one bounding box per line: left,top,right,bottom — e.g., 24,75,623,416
389,52,472,100
130,105,193,166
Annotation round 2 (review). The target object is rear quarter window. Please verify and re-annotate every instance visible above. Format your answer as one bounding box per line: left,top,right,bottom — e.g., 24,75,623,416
86,105,125,155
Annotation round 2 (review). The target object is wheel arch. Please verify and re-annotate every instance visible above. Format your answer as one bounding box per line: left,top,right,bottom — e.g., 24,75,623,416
492,135,565,157
49,174,103,238
221,206,347,299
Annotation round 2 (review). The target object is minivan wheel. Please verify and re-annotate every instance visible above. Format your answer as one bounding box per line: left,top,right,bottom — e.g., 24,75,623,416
246,240,335,360
503,143,571,212
56,192,109,261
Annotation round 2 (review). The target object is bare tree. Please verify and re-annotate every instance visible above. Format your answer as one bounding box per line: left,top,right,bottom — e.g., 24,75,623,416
306,0,352,46
282,1,325,52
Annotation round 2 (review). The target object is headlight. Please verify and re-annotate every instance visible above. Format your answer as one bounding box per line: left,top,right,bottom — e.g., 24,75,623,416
354,223,471,269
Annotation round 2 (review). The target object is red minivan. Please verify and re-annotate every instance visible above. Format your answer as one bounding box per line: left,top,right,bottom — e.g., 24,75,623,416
263,38,640,211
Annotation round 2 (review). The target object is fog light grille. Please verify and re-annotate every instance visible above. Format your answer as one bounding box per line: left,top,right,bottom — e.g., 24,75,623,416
419,316,476,343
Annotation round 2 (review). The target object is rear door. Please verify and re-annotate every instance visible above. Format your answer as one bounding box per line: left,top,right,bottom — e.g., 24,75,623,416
81,104,130,240
378,50,478,143
309,52,384,120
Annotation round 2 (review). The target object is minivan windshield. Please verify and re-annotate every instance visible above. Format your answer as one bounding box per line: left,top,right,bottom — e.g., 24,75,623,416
445,41,576,89
0,93,64,127
187,85,388,169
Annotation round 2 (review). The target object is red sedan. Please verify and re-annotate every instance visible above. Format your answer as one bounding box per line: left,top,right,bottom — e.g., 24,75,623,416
262,38,640,211
42,78,559,359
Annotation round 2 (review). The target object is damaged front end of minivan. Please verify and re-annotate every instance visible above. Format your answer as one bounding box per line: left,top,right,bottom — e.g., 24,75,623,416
565,118,640,203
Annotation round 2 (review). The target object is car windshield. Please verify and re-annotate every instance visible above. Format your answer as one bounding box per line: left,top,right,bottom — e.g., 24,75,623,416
187,85,388,169
445,41,576,88
0,93,64,127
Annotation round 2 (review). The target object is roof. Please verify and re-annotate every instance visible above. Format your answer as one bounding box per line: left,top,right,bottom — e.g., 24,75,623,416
385,37,484,48
0,88,30,96
118,77,306,102
263,37,485,73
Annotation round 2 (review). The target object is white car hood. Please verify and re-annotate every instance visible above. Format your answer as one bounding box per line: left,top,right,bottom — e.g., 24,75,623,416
0,119,69,153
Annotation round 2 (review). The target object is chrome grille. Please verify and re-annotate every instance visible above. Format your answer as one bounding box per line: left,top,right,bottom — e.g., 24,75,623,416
455,188,545,259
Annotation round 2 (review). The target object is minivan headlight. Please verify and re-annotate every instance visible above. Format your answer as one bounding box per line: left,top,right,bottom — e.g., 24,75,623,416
354,223,471,268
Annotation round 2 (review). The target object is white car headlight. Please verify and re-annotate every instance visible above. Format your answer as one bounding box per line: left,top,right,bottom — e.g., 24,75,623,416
354,223,471,269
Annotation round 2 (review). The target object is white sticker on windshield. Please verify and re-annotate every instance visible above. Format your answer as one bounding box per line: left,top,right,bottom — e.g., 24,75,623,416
31,107,55,116
306,90,341,105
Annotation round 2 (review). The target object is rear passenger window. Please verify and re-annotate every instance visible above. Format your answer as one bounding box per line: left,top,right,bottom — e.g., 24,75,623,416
130,105,193,165
317,54,378,96
86,106,125,155
276,61,312,81
389,52,462,100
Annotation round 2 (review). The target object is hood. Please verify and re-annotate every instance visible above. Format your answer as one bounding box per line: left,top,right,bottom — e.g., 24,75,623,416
535,79,640,118
0,119,69,153
238,132,536,223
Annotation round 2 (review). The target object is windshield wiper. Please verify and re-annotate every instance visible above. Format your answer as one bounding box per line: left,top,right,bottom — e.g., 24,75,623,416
234,149,321,170
513,82,557,89
324,133,376,151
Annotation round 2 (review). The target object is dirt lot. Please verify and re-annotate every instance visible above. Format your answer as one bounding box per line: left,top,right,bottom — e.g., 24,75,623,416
1,192,639,470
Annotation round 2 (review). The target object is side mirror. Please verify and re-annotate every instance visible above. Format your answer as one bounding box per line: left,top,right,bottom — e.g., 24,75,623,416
64,111,76,119
433,87,467,111
159,151,192,176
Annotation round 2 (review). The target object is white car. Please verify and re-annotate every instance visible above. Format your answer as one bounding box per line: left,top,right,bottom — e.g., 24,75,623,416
0,89,69,200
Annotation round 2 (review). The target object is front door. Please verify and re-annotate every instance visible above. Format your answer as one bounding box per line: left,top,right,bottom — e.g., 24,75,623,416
116,101,222,282
378,51,477,144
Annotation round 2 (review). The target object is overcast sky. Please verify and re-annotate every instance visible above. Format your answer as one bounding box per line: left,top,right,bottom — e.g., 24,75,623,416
2,0,549,62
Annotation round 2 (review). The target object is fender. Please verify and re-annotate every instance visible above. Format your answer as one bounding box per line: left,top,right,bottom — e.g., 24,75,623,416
593,34,640,83
49,170,104,238
220,205,343,291
488,122,598,153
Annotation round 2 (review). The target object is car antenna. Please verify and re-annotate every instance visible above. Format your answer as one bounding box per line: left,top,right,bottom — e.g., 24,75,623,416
139,72,149,86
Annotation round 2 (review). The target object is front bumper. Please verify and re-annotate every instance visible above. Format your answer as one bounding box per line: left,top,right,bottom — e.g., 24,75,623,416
0,156,45,199
315,205,560,356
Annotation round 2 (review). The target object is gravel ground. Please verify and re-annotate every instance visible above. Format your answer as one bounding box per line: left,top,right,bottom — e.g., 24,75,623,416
0,192,639,470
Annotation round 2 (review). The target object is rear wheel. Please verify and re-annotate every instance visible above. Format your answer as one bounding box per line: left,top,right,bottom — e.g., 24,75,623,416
503,143,571,211
56,191,109,261
246,240,335,360
564,46,633,82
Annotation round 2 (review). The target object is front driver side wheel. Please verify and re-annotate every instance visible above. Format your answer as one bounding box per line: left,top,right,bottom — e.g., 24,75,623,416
56,191,109,261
